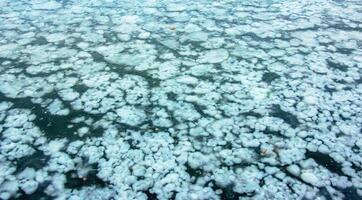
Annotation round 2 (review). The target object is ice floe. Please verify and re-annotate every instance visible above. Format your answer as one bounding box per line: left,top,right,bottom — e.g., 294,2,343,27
32,0,62,10
116,106,146,126
198,49,229,64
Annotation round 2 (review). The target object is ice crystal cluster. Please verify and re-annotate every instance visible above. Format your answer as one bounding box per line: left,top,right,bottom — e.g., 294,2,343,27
0,0,361,199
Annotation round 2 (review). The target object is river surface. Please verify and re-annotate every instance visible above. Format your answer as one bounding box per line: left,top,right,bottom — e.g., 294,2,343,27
0,0,361,199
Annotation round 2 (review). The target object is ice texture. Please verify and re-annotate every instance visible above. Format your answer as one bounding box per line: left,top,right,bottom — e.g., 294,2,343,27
0,0,361,199
32,0,62,10
198,49,229,64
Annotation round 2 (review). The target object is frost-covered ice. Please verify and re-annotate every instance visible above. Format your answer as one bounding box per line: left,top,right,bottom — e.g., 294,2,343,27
0,0,362,199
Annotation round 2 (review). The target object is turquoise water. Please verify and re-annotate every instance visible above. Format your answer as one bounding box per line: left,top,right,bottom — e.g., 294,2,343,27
0,0,361,199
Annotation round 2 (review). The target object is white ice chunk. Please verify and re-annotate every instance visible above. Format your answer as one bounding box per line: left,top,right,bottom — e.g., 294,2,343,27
105,53,145,66
0,43,19,58
268,49,285,57
189,127,208,137
20,180,38,195
152,117,173,128
0,180,18,196
206,118,234,138
32,0,62,10
45,33,67,43
160,39,180,50
48,99,69,116
173,103,201,121
286,165,301,176
300,172,319,186
47,140,66,153
77,127,89,137
0,102,12,111
184,32,208,42
199,49,229,64
338,123,359,135
138,32,150,39
58,89,79,101
116,106,146,126
120,15,139,24
167,4,186,12
189,64,214,76
66,141,84,154
184,24,202,33
18,168,36,180
250,87,269,100
176,75,198,85
304,95,318,105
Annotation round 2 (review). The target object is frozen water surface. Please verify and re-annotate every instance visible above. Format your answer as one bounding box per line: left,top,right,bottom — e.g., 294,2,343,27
0,0,362,199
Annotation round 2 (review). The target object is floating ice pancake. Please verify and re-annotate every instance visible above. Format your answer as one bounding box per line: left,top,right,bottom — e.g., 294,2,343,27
105,53,145,66
198,49,229,64
166,4,186,12
32,0,62,10
182,31,208,42
116,106,146,126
